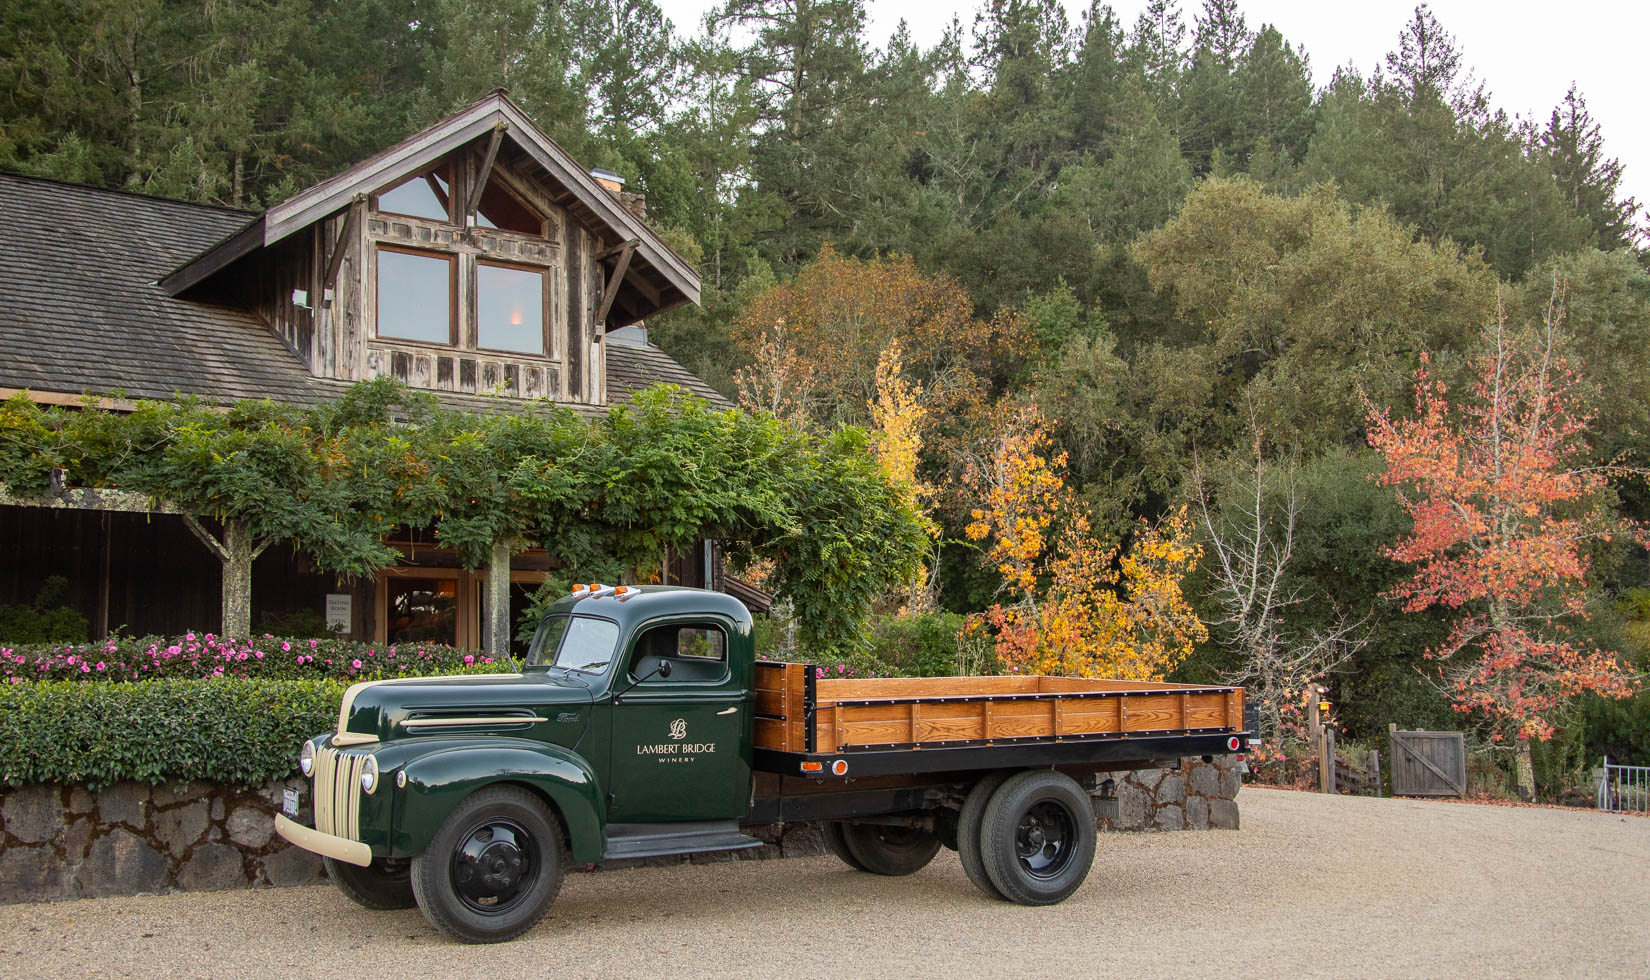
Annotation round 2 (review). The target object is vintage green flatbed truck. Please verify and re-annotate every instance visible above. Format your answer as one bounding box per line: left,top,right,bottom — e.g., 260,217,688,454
275,585,1247,943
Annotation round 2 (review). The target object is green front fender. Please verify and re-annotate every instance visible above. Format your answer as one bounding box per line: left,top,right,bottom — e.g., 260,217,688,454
391,740,605,864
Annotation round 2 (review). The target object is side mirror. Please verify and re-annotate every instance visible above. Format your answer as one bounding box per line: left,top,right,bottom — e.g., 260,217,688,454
657,660,672,679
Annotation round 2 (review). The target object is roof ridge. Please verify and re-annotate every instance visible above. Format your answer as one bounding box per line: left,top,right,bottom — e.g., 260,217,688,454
0,170,259,217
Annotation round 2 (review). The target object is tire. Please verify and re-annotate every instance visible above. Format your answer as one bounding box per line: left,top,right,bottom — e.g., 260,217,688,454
411,785,565,944
324,856,416,910
978,770,1096,906
957,771,1013,900
821,821,870,871
839,823,941,876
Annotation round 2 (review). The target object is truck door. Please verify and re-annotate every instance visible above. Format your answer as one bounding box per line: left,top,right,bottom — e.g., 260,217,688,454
606,617,752,822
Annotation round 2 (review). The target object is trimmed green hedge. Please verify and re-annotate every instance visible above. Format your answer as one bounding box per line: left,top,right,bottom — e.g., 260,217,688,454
0,678,344,789
0,658,511,789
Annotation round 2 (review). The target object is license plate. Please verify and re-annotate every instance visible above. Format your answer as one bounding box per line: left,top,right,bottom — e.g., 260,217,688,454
282,787,300,817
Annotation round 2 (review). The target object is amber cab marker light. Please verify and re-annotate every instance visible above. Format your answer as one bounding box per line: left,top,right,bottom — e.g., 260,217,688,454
800,761,823,773
571,584,588,594
614,585,629,596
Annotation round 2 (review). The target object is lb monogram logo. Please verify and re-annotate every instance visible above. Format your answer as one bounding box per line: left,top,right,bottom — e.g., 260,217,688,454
668,718,687,740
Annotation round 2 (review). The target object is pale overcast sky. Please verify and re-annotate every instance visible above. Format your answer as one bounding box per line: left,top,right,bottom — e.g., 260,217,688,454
657,0,1648,214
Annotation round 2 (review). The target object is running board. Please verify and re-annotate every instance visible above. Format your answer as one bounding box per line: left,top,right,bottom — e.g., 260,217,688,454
602,820,765,861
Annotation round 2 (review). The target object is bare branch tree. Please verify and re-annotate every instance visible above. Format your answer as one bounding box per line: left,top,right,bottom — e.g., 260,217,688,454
1193,428,1370,746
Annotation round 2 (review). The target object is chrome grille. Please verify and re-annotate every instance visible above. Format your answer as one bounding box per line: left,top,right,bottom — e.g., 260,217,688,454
312,744,367,841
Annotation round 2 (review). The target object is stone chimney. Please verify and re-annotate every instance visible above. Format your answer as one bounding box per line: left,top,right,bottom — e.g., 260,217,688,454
589,168,647,221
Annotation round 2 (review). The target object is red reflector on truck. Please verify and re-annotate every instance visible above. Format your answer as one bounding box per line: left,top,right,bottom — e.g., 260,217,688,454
800,762,823,773
1227,736,1241,751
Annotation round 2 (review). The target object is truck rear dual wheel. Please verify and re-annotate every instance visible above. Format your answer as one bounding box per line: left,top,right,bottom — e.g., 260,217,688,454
324,856,416,910
411,786,565,944
977,770,1096,906
957,772,1013,900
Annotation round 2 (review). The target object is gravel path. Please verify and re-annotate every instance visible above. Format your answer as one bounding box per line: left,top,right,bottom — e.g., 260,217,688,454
2,787,1644,978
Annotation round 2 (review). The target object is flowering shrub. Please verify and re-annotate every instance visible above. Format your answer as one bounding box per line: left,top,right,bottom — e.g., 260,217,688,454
2,634,508,684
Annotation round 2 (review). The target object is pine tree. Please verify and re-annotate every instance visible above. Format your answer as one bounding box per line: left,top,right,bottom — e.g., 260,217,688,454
1538,85,1642,250
1068,2,1125,152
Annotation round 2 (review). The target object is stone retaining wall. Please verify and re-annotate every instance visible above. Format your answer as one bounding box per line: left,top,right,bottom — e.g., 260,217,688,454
0,755,1239,904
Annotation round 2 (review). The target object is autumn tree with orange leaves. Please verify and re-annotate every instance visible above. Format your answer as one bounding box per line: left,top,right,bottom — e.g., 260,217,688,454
734,245,1030,434
1367,292,1643,800
964,409,1206,680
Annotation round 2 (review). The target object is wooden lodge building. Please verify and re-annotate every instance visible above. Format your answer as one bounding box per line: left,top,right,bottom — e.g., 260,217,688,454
0,92,746,654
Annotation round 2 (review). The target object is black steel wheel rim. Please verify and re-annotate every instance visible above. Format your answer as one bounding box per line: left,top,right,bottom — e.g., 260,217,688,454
450,817,539,915
1015,799,1076,880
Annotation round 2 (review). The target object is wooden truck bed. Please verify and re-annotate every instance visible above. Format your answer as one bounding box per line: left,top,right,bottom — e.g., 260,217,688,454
751,662,1246,780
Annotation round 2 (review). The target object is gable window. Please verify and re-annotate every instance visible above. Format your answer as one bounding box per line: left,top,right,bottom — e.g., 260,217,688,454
377,247,455,344
477,261,546,354
377,166,452,222
476,177,546,236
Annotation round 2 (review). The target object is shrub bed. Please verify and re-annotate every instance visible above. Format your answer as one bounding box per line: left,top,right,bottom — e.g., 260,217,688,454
3,634,506,684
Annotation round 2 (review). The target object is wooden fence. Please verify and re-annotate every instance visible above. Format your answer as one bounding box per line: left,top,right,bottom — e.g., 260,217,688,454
1388,725,1466,797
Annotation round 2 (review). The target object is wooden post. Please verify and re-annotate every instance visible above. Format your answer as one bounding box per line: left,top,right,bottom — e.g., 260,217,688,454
483,539,513,657
1371,749,1383,798
1323,728,1336,794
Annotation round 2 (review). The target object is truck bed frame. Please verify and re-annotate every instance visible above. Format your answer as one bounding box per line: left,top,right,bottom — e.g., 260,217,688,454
751,662,1247,780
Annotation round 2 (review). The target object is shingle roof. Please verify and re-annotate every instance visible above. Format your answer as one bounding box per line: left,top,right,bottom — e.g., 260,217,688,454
0,173,728,415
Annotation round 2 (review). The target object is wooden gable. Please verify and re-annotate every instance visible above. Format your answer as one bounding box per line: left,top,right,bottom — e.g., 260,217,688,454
159,92,699,406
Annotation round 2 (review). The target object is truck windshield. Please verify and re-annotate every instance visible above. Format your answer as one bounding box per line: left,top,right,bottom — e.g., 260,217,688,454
526,615,620,672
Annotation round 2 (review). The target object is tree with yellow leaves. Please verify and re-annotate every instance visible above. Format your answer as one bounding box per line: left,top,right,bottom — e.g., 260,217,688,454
965,409,1206,680
869,341,938,612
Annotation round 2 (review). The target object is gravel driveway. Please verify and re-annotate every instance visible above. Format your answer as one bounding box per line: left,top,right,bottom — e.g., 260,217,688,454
1,787,1643,978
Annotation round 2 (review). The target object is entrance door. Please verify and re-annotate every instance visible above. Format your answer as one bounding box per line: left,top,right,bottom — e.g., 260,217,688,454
606,618,751,822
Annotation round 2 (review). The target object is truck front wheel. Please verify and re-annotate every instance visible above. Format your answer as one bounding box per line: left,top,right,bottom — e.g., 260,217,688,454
839,823,941,876
324,856,416,910
978,770,1096,905
411,785,565,943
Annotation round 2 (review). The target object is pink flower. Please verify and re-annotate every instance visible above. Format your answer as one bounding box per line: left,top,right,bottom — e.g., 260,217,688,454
255,651,264,659
351,659,362,669
187,632,196,641
96,662,106,670
463,655,475,665
281,642,291,652
309,639,319,648
80,664,89,673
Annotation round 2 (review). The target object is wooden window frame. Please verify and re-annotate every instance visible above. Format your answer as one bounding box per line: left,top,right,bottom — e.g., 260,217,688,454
474,173,550,238
373,162,454,224
474,257,551,357
374,244,458,348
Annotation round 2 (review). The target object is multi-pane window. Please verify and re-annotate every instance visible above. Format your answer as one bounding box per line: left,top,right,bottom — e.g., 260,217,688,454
371,160,554,355
477,262,546,353
376,247,454,344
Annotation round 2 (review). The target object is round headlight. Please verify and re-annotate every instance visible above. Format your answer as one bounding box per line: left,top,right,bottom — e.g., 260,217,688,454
360,755,379,794
299,741,315,777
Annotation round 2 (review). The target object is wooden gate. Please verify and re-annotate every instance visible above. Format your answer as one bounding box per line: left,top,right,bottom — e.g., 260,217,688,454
1388,725,1466,797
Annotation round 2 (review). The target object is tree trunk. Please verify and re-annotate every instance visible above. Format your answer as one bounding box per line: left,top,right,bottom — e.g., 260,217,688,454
181,515,271,638
484,539,514,656
219,519,256,637
1515,739,1537,802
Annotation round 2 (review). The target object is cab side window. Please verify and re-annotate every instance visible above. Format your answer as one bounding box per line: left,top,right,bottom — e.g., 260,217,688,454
630,623,727,683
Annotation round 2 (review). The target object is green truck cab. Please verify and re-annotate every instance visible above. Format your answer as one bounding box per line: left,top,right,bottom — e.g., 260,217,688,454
275,585,1248,943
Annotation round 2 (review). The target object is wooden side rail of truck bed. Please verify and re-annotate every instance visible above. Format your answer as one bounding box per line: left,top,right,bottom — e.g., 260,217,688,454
752,661,1246,778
